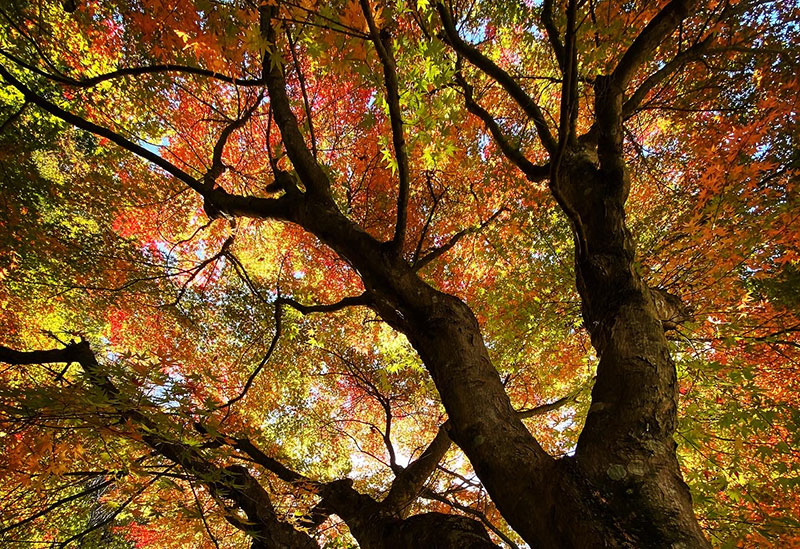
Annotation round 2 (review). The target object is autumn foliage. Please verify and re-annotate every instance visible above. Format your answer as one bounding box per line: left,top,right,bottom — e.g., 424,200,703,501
0,0,798,547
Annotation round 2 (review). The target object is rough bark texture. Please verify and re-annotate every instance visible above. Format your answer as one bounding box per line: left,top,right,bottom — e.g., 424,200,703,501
559,146,710,547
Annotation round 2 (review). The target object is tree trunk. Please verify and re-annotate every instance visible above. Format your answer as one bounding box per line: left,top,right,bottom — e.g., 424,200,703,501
292,194,707,547
554,136,710,547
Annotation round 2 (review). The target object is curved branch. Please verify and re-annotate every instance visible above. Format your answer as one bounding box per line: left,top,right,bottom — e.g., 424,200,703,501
0,64,201,192
0,67,293,221
217,298,283,409
205,94,264,188
260,7,330,196
0,342,316,549
453,68,550,184
610,0,701,91
0,49,264,88
164,236,234,307
541,0,566,74
421,488,520,549
622,33,715,119
437,3,557,154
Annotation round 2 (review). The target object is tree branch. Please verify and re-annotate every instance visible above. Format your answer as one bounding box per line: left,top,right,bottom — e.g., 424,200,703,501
421,488,520,549
0,49,264,87
217,297,283,409
382,424,452,513
0,100,26,133
622,33,715,119
276,292,371,315
557,0,579,149
453,67,551,184
260,7,330,196
0,477,118,535
0,342,316,548
610,0,701,92
0,63,295,224
285,28,317,158
541,0,566,74
204,94,264,189
0,63,202,192
414,207,506,270
360,0,411,251
517,386,584,419
164,236,234,307
437,3,557,154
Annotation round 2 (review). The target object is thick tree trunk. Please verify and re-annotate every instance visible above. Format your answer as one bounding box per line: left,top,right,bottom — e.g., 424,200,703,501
293,195,706,547
555,140,710,547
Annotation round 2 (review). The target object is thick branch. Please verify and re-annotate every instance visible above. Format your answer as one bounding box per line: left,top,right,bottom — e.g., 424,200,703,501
611,0,701,91
541,0,566,74
622,34,714,119
384,388,580,513
382,425,452,513
454,69,549,183
260,7,330,195
556,0,579,151
414,207,506,270
0,342,315,549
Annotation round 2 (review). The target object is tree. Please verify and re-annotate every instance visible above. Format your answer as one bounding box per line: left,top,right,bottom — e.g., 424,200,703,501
0,0,797,547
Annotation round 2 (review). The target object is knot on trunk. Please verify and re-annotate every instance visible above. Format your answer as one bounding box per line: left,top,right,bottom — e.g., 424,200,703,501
650,287,692,331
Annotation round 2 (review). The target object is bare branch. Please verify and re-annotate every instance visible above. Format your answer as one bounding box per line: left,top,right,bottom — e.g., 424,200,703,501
414,207,506,270
189,481,222,549
164,236,234,307
517,388,582,419
285,28,317,158
277,292,371,315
